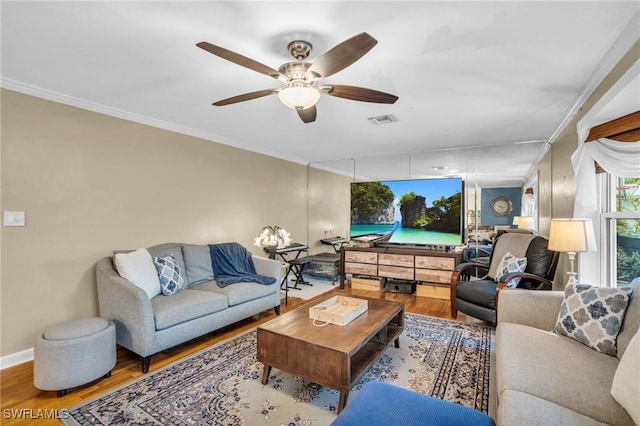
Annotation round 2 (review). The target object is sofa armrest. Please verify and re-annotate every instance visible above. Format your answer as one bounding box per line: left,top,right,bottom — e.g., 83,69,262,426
497,289,564,330
252,255,283,285
96,257,156,356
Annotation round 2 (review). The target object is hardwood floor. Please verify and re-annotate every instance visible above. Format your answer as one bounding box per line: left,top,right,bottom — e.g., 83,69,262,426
0,286,485,425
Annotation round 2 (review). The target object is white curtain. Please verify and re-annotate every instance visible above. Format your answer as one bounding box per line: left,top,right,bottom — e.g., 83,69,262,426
571,134,640,284
572,137,640,218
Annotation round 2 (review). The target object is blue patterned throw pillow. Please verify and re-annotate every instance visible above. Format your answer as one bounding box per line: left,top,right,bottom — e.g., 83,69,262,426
154,254,185,296
554,282,634,356
494,252,527,288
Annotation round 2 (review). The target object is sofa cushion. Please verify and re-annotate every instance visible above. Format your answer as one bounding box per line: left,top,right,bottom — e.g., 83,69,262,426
191,280,277,306
611,330,640,425
154,253,185,296
498,389,610,426
150,289,228,330
147,244,188,288
554,282,634,356
182,244,215,286
617,284,640,360
456,280,498,310
496,322,634,426
43,317,110,341
114,248,161,298
494,252,527,288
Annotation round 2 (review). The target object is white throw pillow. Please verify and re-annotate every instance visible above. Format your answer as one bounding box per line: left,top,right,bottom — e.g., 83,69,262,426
114,248,162,298
611,330,640,425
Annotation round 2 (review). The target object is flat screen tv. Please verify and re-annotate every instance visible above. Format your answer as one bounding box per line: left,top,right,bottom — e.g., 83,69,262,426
350,178,463,246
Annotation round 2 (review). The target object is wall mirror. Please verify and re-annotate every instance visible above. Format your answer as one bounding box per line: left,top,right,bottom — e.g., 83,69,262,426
309,141,547,247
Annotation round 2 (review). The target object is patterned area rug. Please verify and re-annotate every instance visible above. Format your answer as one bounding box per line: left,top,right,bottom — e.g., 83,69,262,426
64,313,492,426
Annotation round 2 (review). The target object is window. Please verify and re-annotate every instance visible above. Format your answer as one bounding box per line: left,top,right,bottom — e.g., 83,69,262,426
601,175,640,285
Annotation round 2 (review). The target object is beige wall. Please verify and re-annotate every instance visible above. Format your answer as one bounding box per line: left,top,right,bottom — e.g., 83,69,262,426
307,165,351,255
0,89,346,357
531,140,571,288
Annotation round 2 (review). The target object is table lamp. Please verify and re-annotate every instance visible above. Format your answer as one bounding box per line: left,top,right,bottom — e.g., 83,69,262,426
517,216,535,232
512,216,522,227
548,218,597,281
254,225,292,259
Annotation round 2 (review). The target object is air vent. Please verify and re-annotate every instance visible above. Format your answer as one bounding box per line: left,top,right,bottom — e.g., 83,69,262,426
368,114,398,125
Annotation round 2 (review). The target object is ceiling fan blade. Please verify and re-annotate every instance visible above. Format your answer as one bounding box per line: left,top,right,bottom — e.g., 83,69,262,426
297,105,317,123
197,41,287,82
321,84,398,104
306,32,377,79
212,89,278,106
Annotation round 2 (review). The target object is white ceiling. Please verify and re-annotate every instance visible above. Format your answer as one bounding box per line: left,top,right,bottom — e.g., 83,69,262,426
2,1,639,187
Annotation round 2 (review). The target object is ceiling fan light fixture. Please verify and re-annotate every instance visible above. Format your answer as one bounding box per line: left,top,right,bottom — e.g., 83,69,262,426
198,33,397,123
278,85,321,110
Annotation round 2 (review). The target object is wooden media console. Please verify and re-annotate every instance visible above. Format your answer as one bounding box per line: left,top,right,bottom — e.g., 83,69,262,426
339,246,462,299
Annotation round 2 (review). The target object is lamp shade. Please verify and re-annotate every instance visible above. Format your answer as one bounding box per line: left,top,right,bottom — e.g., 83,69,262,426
548,218,597,253
277,85,320,110
518,216,535,231
512,216,521,226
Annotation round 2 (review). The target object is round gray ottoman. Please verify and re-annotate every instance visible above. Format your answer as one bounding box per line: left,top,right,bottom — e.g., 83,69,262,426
34,317,116,396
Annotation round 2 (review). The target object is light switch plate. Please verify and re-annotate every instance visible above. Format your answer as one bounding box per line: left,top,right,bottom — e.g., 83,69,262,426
3,211,26,227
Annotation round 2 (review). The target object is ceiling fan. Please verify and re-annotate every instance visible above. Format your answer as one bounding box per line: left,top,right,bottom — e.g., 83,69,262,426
196,32,398,123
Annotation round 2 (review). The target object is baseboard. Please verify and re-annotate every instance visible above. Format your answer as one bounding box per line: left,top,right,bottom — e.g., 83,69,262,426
0,348,34,370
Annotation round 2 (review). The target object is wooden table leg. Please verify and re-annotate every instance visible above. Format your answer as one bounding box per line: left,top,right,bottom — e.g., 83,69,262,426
338,390,349,414
261,365,272,385
394,337,400,348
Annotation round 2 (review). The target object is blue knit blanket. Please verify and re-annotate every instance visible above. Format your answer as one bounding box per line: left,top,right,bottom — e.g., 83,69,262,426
208,243,276,287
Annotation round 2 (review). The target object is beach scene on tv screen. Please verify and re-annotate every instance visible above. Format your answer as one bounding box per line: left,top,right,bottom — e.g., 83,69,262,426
350,178,462,245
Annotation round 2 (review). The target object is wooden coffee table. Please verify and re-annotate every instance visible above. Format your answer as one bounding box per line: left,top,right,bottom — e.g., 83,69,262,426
257,295,404,413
